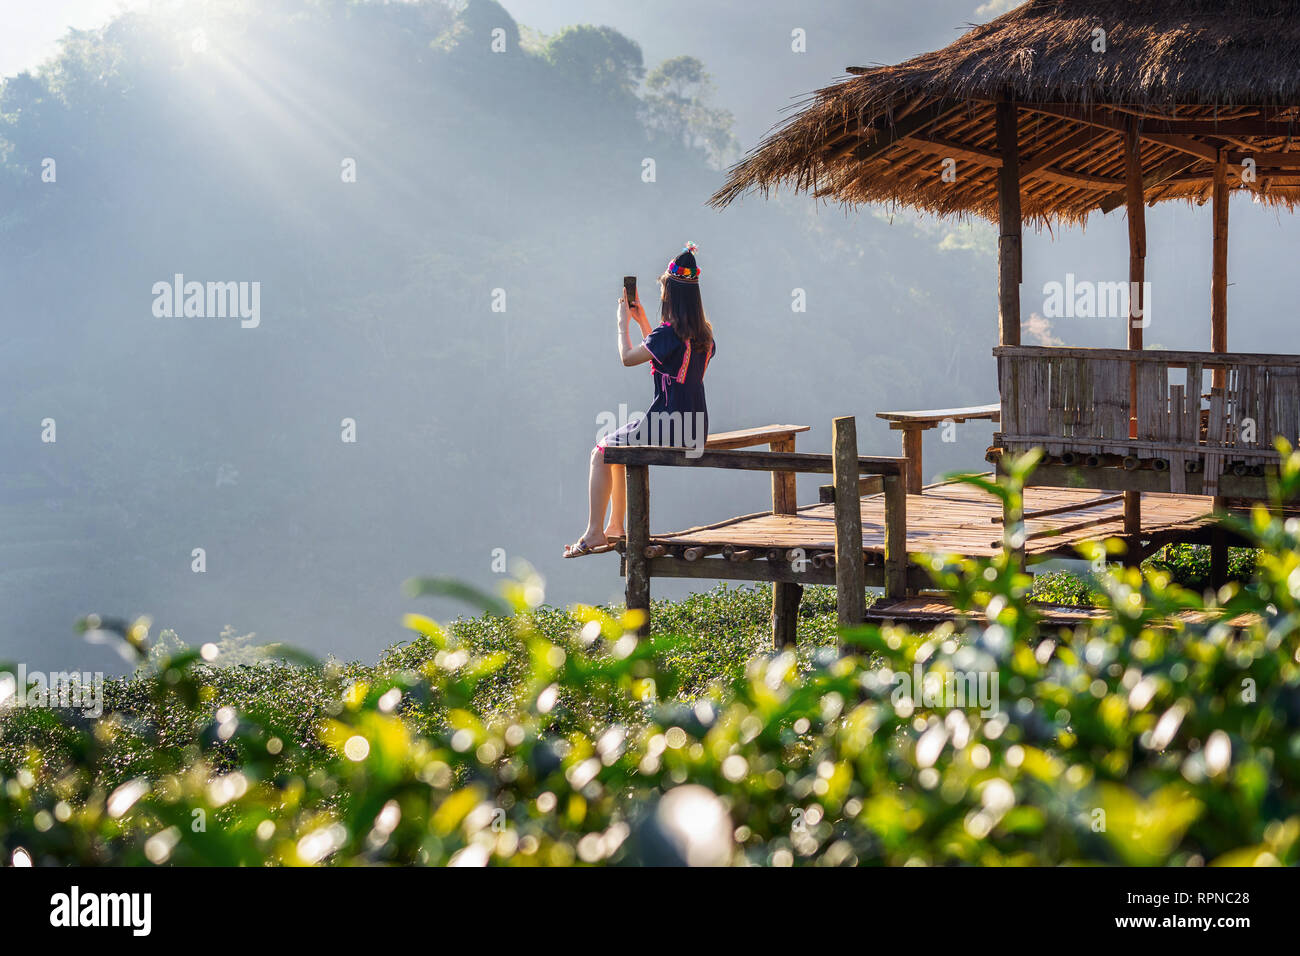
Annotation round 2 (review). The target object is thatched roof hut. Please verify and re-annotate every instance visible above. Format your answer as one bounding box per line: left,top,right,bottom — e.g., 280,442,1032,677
710,0,1300,545
711,0,1300,225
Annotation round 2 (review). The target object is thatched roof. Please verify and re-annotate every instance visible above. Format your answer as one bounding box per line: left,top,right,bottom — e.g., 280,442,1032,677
711,0,1300,224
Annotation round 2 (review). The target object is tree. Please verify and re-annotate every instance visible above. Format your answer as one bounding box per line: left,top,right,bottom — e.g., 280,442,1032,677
543,25,644,104
641,55,737,168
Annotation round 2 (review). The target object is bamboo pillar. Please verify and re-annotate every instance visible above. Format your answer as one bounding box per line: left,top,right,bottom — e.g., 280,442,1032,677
1124,118,1145,538
995,99,1022,347
883,473,908,599
624,465,650,635
995,98,1024,567
769,436,802,649
1211,149,1230,516
1211,148,1229,389
832,417,866,627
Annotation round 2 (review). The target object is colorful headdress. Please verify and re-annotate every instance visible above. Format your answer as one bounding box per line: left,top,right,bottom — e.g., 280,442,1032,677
666,241,700,283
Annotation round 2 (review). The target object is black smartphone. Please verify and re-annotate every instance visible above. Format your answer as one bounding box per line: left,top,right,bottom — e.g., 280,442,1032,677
623,275,637,309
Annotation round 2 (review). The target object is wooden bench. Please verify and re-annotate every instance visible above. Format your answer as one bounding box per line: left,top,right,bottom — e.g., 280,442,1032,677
876,403,1000,493
603,418,908,646
706,424,810,516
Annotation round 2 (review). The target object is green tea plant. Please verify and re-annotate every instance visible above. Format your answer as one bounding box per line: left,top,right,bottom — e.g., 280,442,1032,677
2,452,1299,866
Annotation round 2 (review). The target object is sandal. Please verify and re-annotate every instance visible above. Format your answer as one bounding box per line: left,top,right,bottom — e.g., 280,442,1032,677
563,537,610,558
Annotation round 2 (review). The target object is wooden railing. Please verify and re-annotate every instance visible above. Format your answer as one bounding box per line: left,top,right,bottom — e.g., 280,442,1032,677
603,417,908,634
994,346,1300,495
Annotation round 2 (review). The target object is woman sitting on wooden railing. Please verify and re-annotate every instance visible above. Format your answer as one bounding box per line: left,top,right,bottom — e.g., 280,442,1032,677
564,243,717,558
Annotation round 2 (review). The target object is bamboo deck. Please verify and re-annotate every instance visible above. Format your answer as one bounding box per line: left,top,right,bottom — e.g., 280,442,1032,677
645,482,1215,559
864,595,1261,629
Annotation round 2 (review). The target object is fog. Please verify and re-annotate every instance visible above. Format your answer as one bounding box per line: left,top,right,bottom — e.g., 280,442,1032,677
2,0,1295,673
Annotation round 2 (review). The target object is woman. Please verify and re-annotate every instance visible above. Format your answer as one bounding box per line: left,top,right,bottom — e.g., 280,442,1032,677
564,242,716,557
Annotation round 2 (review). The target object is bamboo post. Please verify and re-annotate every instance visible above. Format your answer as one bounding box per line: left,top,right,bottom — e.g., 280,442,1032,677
901,426,924,494
1211,148,1229,389
883,473,908,599
832,416,865,627
995,98,1022,348
1124,118,1146,539
1210,526,1228,592
996,97,1024,567
624,465,650,635
769,435,802,648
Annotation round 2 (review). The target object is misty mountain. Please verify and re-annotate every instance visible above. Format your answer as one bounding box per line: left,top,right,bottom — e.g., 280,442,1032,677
6,0,1281,672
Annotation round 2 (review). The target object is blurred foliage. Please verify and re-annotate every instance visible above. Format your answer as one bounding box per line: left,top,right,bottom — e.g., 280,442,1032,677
3,451,1300,866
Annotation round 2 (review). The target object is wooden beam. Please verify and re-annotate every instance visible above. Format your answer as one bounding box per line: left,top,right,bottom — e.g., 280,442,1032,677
990,493,1124,523
1211,148,1230,389
1099,153,1203,213
1021,126,1114,175
602,445,905,476
835,99,965,165
904,134,1122,188
996,98,1022,346
832,417,866,628
625,465,650,635
818,474,885,503
1124,118,1145,536
993,345,1300,367
1018,104,1300,139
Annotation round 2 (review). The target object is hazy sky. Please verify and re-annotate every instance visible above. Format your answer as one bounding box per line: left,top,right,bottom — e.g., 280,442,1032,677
0,0,143,77
2,0,1000,144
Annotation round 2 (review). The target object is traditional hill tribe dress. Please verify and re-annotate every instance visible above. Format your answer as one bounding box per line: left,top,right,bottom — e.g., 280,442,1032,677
599,321,715,451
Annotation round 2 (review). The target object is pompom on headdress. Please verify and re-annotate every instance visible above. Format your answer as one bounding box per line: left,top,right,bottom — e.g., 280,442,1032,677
666,241,700,283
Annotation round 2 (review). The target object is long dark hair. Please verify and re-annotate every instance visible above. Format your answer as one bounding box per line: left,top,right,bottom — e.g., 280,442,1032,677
660,276,713,351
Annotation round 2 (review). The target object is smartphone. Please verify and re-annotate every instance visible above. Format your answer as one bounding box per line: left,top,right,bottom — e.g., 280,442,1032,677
623,275,637,309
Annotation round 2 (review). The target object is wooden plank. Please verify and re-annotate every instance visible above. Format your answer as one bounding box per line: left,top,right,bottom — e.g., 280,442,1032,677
818,475,885,503
706,424,810,450
991,493,1123,523
876,403,1001,425
833,417,866,626
993,345,1300,369
625,465,651,635
602,445,904,476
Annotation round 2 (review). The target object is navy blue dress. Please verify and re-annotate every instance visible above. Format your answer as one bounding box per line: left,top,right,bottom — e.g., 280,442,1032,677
600,322,715,449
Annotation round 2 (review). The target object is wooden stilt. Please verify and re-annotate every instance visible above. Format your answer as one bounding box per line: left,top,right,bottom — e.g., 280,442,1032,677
772,581,803,649
768,435,802,648
624,465,650,635
1210,526,1228,592
832,417,866,627
996,97,1026,572
1124,118,1146,541
883,473,908,598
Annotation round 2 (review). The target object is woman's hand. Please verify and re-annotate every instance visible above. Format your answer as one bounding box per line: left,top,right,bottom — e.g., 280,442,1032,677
617,292,631,332
629,297,651,336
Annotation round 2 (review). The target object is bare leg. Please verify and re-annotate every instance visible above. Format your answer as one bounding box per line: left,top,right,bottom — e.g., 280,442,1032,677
582,446,613,545
605,463,626,538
